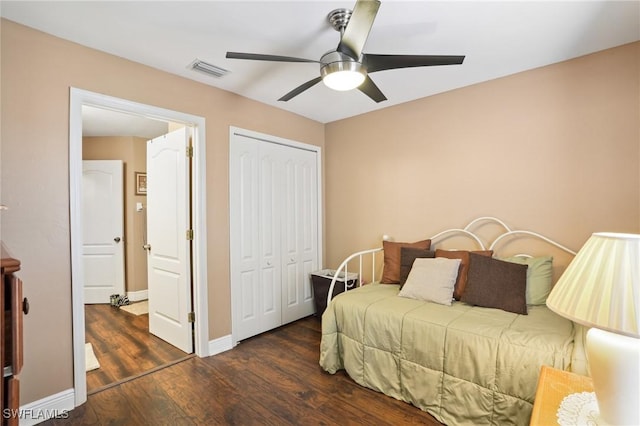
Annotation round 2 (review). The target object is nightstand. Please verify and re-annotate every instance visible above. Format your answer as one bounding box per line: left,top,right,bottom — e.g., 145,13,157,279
530,365,594,426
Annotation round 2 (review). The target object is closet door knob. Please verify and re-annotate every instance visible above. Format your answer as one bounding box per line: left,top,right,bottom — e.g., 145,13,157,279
114,237,121,243
22,297,29,315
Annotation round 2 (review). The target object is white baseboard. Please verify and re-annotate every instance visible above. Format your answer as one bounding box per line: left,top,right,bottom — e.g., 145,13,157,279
208,334,233,356
126,289,148,302
16,388,74,426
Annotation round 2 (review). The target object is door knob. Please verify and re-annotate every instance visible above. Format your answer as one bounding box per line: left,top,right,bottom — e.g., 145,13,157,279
143,244,152,251
114,237,121,243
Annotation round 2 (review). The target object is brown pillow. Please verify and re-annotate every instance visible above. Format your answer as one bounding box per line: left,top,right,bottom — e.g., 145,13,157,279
381,239,431,284
461,252,528,315
399,248,436,287
435,249,493,300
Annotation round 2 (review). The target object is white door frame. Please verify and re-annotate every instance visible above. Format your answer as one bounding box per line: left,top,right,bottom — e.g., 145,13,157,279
69,88,209,406
229,126,323,346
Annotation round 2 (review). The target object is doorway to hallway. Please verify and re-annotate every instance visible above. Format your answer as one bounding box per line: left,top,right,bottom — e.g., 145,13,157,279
69,88,209,406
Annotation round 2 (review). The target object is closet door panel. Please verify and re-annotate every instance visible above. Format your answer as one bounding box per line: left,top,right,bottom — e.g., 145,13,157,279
300,154,318,261
284,262,298,306
232,142,260,339
239,270,257,319
238,151,257,262
281,148,317,323
259,146,282,319
231,136,278,340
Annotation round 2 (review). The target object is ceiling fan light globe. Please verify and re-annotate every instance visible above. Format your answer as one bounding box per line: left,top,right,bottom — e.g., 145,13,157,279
321,61,366,91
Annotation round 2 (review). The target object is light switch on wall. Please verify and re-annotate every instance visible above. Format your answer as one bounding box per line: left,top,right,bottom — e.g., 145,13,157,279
136,202,143,212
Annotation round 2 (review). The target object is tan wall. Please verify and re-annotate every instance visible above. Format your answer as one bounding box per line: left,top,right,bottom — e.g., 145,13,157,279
325,42,640,278
83,136,150,294
0,20,325,404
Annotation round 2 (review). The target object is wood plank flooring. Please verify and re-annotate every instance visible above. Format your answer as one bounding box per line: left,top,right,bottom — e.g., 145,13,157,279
44,316,443,425
85,303,190,392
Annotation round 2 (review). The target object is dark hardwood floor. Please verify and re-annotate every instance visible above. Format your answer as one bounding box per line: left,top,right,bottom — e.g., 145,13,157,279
44,316,443,425
85,303,191,392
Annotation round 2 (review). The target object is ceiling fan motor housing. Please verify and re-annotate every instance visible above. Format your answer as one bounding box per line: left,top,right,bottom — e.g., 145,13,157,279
320,51,366,91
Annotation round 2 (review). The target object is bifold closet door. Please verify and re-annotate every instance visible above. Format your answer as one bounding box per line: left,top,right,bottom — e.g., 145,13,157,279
230,133,318,341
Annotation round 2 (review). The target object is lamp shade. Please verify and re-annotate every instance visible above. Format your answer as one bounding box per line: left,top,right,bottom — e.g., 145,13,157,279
546,232,640,338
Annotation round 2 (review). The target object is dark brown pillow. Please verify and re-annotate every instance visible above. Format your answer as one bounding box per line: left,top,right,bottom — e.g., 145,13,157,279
399,248,436,287
435,249,493,300
381,240,431,284
461,252,528,315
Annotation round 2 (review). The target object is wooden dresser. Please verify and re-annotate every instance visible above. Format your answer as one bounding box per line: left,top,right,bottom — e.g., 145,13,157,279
1,244,27,426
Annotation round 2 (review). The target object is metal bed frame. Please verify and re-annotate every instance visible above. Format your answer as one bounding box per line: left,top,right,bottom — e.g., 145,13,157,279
325,216,577,307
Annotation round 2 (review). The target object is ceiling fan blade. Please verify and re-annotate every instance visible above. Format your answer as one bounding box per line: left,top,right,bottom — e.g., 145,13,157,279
226,52,319,63
279,76,323,102
358,75,387,103
364,54,465,73
337,0,381,60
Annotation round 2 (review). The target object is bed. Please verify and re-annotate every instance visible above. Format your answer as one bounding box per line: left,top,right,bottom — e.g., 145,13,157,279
319,217,588,425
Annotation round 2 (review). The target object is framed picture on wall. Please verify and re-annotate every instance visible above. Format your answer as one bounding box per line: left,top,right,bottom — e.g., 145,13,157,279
135,172,147,195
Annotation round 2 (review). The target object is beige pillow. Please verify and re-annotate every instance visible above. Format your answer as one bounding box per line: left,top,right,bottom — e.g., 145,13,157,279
398,257,462,305
399,247,436,287
381,239,431,284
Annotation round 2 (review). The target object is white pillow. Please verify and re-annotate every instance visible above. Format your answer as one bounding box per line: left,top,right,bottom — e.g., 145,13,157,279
398,257,461,305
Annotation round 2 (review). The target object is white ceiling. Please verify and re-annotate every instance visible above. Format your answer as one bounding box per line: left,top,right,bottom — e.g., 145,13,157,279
82,106,169,139
2,1,639,126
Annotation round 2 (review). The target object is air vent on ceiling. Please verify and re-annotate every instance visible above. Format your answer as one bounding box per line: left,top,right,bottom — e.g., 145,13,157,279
189,59,229,78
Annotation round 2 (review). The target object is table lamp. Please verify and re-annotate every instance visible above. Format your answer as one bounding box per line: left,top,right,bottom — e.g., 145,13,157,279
546,232,639,425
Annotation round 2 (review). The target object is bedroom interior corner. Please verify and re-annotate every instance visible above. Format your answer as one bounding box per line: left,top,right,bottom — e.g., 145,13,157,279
323,42,640,269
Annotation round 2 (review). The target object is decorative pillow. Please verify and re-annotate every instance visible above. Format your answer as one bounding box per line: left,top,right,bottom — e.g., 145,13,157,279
501,256,553,305
381,239,431,284
461,253,528,315
399,247,436,287
398,257,462,305
435,249,494,300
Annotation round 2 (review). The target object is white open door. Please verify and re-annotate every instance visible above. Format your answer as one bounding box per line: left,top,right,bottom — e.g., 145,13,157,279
146,127,193,353
82,160,125,304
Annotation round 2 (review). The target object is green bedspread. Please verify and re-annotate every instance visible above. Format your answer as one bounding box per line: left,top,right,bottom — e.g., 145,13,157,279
320,283,578,425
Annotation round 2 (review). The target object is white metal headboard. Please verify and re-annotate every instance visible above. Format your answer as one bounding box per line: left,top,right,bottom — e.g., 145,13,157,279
432,216,577,255
325,216,577,307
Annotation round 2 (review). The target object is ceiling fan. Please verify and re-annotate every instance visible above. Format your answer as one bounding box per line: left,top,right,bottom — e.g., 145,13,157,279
226,0,465,103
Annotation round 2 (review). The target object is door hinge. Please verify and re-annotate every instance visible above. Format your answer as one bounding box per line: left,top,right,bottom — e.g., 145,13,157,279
186,229,194,240
186,146,193,157
188,312,195,323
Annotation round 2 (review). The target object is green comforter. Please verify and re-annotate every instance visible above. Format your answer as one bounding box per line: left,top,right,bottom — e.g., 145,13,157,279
320,283,578,425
